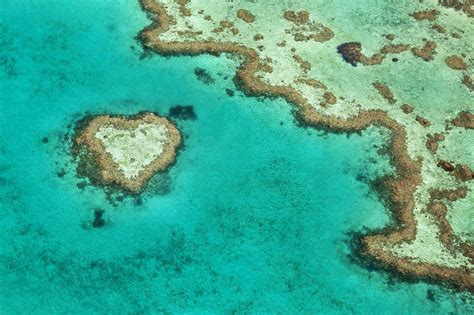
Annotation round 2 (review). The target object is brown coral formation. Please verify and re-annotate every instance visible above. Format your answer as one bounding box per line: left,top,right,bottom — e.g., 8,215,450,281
283,10,333,43
174,0,191,16
451,111,474,129
380,44,410,54
437,160,474,181
259,61,273,73
373,82,396,104
337,42,411,66
291,27,334,43
308,27,335,42
359,53,385,66
401,104,414,114
425,201,454,252
445,55,468,70
426,133,445,153
213,20,239,34
176,30,203,38
296,78,327,89
451,32,462,39
415,115,431,127
431,24,446,33
438,160,455,172
462,74,473,91
74,112,181,193
321,92,337,106
430,186,467,201
293,54,311,73
237,9,255,23
429,187,474,261
411,41,437,61
336,42,385,66
452,164,474,182
438,0,474,18
283,10,310,24
409,9,440,21
336,42,363,66
138,0,474,292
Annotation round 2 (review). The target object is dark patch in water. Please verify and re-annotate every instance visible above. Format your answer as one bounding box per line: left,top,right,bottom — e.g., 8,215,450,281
368,157,378,164
0,56,17,78
194,67,215,85
42,137,49,144
106,23,116,32
103,191,128,207
168,105,197,120
225,88,235,97
367,176,393,212
139,47,154,60
134,196,143,206
76,181,88,190
426,289,436,302
57,169,66,178
377,146,390,156
0,24,19,78
92,208,105,228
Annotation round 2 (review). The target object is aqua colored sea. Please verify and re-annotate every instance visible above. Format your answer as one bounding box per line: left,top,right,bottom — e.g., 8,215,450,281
0,1,472,313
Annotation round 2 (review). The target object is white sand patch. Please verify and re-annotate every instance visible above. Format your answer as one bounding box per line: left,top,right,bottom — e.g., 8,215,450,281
95,123,169,179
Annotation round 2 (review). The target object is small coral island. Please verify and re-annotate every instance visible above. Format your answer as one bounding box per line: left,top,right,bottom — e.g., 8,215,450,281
73,112,181,193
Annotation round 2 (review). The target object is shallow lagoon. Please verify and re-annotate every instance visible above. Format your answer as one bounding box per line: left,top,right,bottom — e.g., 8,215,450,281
0,0,472,313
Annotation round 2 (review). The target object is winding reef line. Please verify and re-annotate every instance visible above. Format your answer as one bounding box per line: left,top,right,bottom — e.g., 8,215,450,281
137,0,473,292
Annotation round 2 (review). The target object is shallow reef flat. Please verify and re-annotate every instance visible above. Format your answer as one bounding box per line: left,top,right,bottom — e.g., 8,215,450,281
138,0,473,290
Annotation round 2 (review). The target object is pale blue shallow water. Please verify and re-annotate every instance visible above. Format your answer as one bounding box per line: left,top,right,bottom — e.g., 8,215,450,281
0,0,472,313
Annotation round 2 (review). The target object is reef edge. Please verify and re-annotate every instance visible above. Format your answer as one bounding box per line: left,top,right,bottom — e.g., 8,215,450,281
136,0,473,292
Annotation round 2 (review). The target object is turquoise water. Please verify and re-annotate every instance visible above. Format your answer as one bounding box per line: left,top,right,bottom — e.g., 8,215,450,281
0,0,472,313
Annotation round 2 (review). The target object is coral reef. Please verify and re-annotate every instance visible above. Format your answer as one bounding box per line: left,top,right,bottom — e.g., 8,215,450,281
73,112,181,193
137,0,474,291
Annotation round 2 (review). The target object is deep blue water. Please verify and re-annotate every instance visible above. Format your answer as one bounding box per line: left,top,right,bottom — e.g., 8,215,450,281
0,0,472,313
